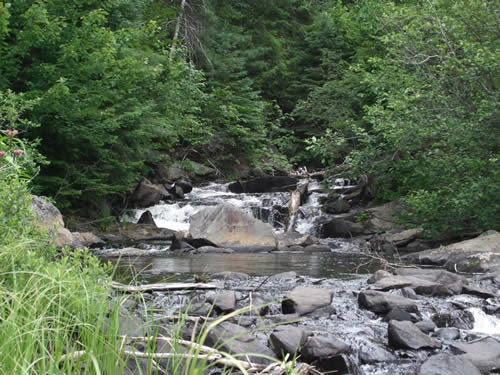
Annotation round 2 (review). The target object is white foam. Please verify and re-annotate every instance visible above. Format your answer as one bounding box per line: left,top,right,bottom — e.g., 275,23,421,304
469,307,500,335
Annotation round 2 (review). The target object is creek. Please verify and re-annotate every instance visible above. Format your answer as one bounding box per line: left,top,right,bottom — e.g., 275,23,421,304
116,181,372,281
102,180,500,375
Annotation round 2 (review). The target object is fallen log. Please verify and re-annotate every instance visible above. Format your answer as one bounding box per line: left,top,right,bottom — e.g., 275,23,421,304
286,180,309,232
111,281,220,292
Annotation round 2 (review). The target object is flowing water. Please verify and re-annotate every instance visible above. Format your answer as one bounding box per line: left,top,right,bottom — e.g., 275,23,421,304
109,180,500,374
117,181,373,280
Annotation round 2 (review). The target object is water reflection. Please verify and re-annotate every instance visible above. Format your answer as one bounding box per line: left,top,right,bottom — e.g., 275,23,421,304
108,252,380,283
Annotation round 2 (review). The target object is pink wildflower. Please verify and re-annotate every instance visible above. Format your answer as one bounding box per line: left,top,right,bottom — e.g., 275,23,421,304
13,149,24,156
0,151,5,157
4,129,18,137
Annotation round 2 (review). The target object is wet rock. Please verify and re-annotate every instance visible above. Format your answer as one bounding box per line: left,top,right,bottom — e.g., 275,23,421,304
358,340,396,364
418,353,481,375
388,320,441,350
462,285,497,299
207,291,236,313
432,310,474,330
358,290,419,315
96,223,176,243
320,218,365,238
324,199,351,214
175,178,193,194
403,232,500,273
190,246,234,254
451,337,500,374
130,177,170,208
401,287,418,299
415,320,436,333
301,334,351,374
211,271,250,282
137,210,156,226
276,232,317,249
204,322,274,364
383,308,418,323
436,327,460,341
282,286,333,316
228,176,298,194
189,204,276,250
97,247,151,257
268,325,308,358
303,244,331,253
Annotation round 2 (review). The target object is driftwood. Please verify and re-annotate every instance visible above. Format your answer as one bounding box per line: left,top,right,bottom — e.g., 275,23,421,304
286,180,309,232
111,281,220,292
59,334,319,374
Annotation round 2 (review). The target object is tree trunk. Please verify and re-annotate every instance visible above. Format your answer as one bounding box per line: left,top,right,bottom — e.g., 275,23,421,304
170,0,187,59
286,180,309,232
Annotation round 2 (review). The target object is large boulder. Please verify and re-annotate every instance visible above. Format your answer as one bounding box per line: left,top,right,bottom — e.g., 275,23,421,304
189,204,276,251
31,196,79,247
282,286,333,316
403,232,500,273
130,178,170,208
228,176,298,194
388,320,441,350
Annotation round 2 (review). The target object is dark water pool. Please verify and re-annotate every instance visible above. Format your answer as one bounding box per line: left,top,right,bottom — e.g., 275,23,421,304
107,251,384,283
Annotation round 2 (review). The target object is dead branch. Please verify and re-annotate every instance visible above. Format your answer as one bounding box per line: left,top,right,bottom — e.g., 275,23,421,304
111,281,220,292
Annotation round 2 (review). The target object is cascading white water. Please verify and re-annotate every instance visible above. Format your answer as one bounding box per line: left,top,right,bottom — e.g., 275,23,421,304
123,182,291,232
469,307,500,335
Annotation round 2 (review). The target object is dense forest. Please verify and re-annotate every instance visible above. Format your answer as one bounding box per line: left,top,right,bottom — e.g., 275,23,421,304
1,0,498,236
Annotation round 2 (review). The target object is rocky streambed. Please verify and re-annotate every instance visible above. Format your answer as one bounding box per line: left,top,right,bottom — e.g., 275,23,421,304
113,267,500,375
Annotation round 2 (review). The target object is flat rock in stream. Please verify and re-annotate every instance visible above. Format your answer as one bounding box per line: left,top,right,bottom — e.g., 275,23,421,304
451,337,500,374
189,204,276,250
388,320,441,350
419,353,481,375
282,286,333,316
97,223,176,243
403,232,500,273
358,290,419,314
98,247,151,257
